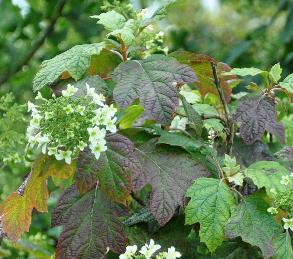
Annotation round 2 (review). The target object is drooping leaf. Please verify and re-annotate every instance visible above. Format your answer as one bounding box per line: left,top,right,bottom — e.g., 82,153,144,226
225,193,282,259
280,73,293,94
180,95,203,136
134,139,210,226
269,63,282,83
185,178,236,252
170,51,236,102
245,161,291,197
76,134,142,203
52,185,128,258
112,55,197,124
233,95,285,145
33,43,105,91
273,232,293,259
0,155,74,241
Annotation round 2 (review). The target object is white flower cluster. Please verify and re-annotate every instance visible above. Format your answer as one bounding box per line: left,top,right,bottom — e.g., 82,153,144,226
119,239,181,259
26,83,117,164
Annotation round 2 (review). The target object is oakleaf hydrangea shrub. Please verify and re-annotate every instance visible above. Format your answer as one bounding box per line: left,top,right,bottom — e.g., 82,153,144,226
0,1,292,259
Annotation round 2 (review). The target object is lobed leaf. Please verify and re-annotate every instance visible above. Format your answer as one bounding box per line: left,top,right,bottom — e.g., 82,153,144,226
33,43,105,91
112,55,197,125
233,95,285,145
134,139,210,226
52,185,128,259
185,178,236,252
225,194,282,258
273,232,293,259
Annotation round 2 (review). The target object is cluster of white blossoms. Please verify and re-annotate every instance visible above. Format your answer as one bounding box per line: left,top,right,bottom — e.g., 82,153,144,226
26,83,117,164
119,239,181,259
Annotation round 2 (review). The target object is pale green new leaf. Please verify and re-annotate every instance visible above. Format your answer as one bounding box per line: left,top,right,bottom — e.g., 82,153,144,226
245,161,291,197
280,73,293,94
185,178,236,252
33,43,105,91
269,63,282,83
119,104,144,129
225,67,267,77
92,10,126,31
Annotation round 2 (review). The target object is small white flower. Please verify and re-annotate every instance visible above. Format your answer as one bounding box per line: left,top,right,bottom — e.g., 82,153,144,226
55,150,72,164
280,175,290,185
267,207,278,215
86,83,96,97
87,127,106,144
166,246,181,259
48,147,58,156
92,93,106,106
63,104,74,114
35,91,46,101
291,172,293,177
76,105,85,115
90,140,107,160
78,141,87,151
62,84,78,97
119,245,137,259
30,114,42,127
139,239,161,259
105,120,117,133
282,218,293,231
44,111,53,120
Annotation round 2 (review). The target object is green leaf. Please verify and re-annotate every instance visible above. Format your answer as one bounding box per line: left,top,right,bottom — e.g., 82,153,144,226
180,95,203,136
93,10,126,31
192,103,219,116
185,178,236,252
280,73,293,94
225,193,282,259
269,63,282,83
134,140,210,226
273,232,293,259
225,67,267,77
245,161,292,197
52,185,128,258
112,55,197,124
33,43,105,91
204,118,224,132
119,104,144,129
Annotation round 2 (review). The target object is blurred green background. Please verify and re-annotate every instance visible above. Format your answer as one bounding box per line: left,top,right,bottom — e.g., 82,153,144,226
0,0,292,258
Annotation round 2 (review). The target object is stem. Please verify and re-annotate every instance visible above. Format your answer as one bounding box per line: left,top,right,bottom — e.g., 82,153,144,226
117,36,128,62
0,0,67,86
210,62,234,154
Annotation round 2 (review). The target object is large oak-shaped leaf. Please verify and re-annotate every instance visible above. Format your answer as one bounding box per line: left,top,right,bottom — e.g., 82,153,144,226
233,95,285,145
76,134,142,203
0,155,74,241
225,194,282,259
112,55,197,124
170,51,237,102
52,185,128,259
185,178,236,253
33,43,105,91
134,140,210,226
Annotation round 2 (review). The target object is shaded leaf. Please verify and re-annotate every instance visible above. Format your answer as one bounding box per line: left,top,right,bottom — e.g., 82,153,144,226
170,51,235,102
134,139,210,225
52,185,128,258
233,95,285,145
33,43,105,91
225,194,282,259
185,178,236,252
112,55,197,124
245,161,291,197
225,67,267,77
280,73,293,94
